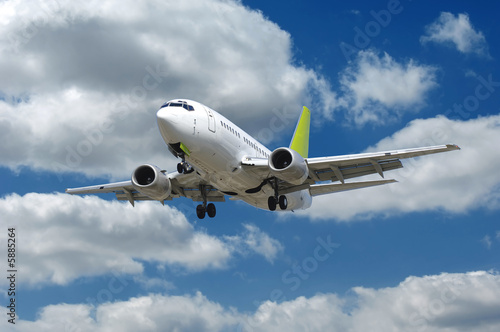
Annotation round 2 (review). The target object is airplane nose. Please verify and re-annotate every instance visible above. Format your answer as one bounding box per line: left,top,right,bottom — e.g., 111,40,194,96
157,108,181,142
157,108,179,125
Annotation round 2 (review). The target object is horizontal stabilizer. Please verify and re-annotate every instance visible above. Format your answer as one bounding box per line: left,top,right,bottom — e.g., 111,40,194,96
309,179,397,197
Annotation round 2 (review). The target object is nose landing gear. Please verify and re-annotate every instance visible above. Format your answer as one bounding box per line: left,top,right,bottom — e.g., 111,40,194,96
177,155,194,174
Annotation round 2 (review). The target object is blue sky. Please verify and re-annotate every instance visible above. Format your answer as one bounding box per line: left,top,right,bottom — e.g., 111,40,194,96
1,0,500,331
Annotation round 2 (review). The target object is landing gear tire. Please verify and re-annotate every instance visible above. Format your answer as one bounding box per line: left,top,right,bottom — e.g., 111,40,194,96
207,203,216,218
196,204,206,219
279,195,288,210
268,196,277,211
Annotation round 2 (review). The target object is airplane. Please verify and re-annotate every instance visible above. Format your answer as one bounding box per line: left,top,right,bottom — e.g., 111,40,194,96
66,99,460,219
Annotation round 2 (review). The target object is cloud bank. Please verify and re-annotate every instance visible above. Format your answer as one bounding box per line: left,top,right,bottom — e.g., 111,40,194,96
0,193,282,286
3,271,500,332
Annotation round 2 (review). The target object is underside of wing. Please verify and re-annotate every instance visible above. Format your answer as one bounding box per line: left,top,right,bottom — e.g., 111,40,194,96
66,181,135,195
66,171,225,205
309,179,397,196
66,180,142,206
306,144,460,183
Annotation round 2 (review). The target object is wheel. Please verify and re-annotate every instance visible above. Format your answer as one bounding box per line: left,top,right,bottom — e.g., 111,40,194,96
279,195,288,210
268,196,277,211
177,162,184,174
207,203,216,218
196,204,206,219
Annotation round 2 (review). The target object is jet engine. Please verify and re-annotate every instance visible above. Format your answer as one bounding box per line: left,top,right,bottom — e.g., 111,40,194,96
131,164,171,201
269,147,309,185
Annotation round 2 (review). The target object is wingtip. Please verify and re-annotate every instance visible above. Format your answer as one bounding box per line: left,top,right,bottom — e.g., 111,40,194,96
447,144,461,150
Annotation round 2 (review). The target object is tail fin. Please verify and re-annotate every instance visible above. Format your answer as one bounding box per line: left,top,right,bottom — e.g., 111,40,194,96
289,106,311,158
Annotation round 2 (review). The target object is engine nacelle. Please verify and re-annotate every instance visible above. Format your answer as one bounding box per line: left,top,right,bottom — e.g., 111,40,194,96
131,164,171,201
269,147,309,185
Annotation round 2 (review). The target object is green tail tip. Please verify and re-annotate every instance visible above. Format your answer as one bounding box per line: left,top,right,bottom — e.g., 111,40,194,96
289,106,311,158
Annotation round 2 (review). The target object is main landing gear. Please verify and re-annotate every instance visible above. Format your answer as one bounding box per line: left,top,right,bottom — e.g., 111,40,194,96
196,202,216,219
267,178,287,211
196,184,216,219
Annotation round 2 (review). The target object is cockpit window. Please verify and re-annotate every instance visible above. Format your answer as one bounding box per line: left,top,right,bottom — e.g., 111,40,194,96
160,101,195,111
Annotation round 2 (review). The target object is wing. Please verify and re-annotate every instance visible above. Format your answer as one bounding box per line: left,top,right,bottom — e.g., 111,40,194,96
66,172,225,206
306,144,460,184
242,144,460,197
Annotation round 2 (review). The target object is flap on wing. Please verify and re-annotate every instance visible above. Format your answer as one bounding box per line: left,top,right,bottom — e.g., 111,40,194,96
308,144,459,167
310,179,397,196
309,159,403,183
307,144,459,183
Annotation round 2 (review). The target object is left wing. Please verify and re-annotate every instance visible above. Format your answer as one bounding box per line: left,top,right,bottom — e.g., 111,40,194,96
66,172,225,206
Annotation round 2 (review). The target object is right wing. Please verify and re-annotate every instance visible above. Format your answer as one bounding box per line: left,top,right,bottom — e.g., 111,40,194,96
66,172,225,206
306,144,460,184
240,144,460,197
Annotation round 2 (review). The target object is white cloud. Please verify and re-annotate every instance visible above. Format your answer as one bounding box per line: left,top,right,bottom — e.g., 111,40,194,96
348,271,500,332
0,193,234,286
482,235,493,249
225,224,284,263
3,292,242,332
299,114,500,221
132,276,175,291
0,0,336,178
337,50,438,126
0,193,285,287
420,12,489,56
4,271,500,331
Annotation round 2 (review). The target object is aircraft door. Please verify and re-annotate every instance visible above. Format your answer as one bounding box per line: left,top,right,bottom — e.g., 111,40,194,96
204,106,216,133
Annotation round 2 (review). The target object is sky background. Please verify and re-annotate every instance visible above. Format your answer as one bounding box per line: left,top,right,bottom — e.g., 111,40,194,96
1,0,500,331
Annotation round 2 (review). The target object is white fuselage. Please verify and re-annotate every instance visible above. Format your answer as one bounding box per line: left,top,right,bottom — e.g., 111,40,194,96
156,99,312,211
